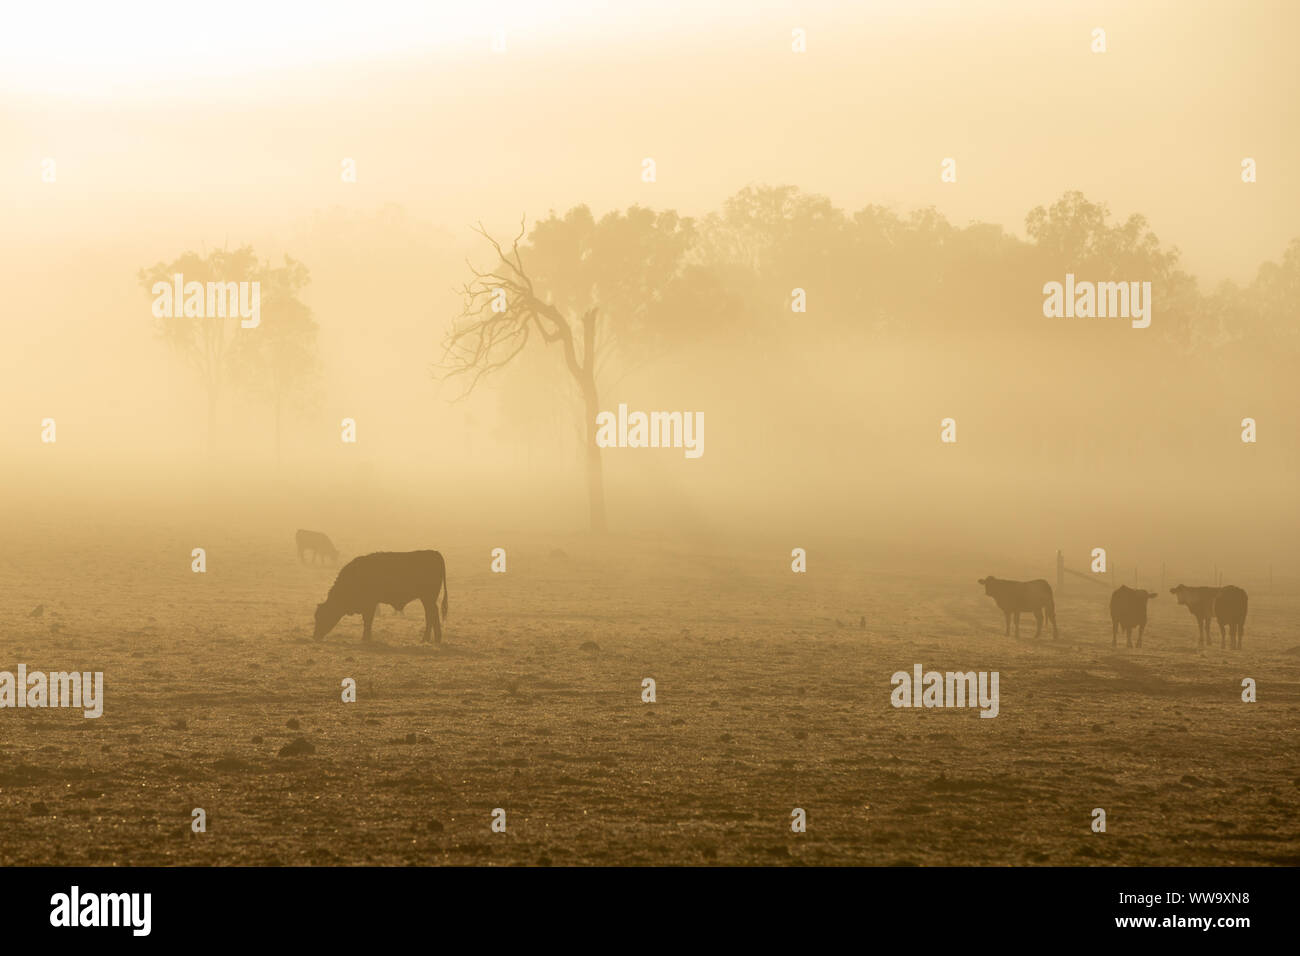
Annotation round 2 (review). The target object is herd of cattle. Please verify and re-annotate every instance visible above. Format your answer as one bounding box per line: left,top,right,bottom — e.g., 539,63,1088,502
294,529,1249,651
978,576,1249,650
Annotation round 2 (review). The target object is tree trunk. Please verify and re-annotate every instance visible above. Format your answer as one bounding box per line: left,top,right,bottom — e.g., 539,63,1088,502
582,383,607,532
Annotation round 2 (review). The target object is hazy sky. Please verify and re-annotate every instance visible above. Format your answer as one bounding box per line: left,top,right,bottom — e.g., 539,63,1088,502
4,0,1297,282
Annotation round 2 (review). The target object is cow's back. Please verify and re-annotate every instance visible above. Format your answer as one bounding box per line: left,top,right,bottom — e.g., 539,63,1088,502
992,578,1053,610
1026,579,1054,604
329,550,445,611
297,529,333,549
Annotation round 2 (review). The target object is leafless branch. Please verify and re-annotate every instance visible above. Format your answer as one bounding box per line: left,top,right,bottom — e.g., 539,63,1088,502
438,218,596,403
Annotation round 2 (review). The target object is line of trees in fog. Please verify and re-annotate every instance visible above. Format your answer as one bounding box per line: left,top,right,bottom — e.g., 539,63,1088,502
440,186,1300,530
133,187,1297,530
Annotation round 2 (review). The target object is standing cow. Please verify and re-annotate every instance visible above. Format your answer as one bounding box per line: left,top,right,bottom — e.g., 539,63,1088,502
1110,586,1157,648
977,577,1058,639
1169,584,1221,648
296,529,339,565
313,550,449,644
1214,585,1248,650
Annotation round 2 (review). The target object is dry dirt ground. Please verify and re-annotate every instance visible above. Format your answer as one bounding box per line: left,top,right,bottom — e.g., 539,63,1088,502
2,524,1298,866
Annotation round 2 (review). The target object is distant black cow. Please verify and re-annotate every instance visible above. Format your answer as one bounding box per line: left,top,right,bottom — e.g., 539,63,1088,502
296,529,339,565
1213,585,1248,650
977,576,1058,638
314,550,449,644
1110,586,1157,648
1169,584,1220,648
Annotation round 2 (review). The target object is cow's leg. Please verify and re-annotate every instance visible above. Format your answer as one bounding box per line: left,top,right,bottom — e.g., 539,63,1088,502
1112,619,1118,647
1032,608,1043,638
1219,620,1227,649
1137,623,1144,648
1014,612,1021,638
427,596,443,644
1004,611,1011,637
362,606,375,642
421,597,435,643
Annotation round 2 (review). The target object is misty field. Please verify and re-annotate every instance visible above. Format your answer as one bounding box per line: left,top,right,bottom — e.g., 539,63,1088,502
2,523,1298,867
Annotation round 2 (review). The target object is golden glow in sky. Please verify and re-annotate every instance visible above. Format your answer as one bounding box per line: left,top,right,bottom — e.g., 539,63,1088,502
0,0,600,93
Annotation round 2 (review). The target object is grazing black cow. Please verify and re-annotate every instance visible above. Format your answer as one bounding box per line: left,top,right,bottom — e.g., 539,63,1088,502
1109,586,1157,648
1169,584,1220,648
1213,585,1248,650
314,550,449,644
977,576,1058,638
296,529,339,565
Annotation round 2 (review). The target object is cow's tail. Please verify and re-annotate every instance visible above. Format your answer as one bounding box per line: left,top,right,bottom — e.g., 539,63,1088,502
440,555,449,621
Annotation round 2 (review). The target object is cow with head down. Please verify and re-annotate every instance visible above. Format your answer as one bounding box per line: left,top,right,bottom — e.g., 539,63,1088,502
314,550,449,644
1110,585,1157,648
977,576,1058,639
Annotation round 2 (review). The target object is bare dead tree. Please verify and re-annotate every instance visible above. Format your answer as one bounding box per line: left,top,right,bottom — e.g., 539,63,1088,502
440,219,607,532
